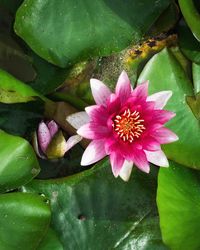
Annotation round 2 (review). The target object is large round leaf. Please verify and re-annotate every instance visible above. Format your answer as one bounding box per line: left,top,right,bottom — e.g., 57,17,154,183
138,48,200,169
0,192,51,250
157,161,200,250
14,0,170,67
0,130,40,193
23,160,167,250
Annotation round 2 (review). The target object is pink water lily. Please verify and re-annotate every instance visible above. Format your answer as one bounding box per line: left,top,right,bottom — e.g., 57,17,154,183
67,71,178,181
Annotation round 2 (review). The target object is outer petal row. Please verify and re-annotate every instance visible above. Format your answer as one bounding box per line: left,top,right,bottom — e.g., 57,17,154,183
152,127,179,144
115,70,132,103
90,79,111,106
147,90,172,109
145,150,169,167
66,111,90,130
81,139,106,166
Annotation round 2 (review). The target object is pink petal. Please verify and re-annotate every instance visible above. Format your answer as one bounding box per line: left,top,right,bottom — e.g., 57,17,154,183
107,93,121,114
85,105,109,125
144,150,169,167
133,149,150,173
115,71,131,103
77,122,109,139
90,79,111,106
147,91,172,109
152,110,176,124
140,137,161,151
132,81,149,100
152,127,179,144
66,111,90,130
110,153,124,177
81,139,106,166
119,160,133,181
85,105,97,116
38,121,51,153
65,135,82,152
47,120,59,137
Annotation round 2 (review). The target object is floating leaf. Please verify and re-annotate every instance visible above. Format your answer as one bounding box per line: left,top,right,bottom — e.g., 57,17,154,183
23,160,167,249
157,161,200,250
178,19,200,64
178,0,200,42
14,0,171,67
0,130,40,193
38,228,63,250
138,48,200,169
0,192,51,250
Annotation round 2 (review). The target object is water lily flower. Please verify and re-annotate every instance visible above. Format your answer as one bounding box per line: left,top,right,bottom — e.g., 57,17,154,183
33,120,82,159
67,71,178,181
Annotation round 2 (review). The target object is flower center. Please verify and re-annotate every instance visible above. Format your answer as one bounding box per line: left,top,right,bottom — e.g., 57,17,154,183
112,108,145,143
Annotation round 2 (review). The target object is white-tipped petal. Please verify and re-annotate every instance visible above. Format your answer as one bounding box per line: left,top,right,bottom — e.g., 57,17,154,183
119,160,133,182
110,153,124,177
85,105,97,116
81,139,106,166
152,127,179,144
147,91,172,109
145,150,169,167
65,135,82,152
90,79,111,105
115,70,131,102
66,111,90,130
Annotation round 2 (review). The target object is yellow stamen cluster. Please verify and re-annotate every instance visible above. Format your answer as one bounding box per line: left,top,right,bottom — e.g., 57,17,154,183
112,108,145,143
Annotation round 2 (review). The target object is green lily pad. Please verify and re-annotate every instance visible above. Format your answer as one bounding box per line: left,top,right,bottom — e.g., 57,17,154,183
157,161,200,250
178,0,200,42
38,228,63,250
23,159,167,249
0,192,51,250
0,69,44,103
0,130,40,193
14,0,170,67
178,20,200,64
138,48,200,169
